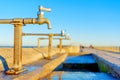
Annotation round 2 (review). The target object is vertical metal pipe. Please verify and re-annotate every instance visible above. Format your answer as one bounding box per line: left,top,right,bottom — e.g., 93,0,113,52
119,46,120,53
48,34,53,59
59,73,62,80
14,24,23,71
59,38,62,53
38,39,40,48
48,76,53,80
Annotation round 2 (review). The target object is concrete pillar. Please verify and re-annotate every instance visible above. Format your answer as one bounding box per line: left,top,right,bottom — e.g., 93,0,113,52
14,23,23,71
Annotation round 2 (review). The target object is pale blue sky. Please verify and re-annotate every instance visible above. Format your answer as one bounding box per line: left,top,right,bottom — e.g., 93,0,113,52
0,0,120,46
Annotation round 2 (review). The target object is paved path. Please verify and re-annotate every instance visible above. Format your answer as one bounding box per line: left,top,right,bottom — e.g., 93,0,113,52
0,53,67,80
83,48,120,78
83,48,120,66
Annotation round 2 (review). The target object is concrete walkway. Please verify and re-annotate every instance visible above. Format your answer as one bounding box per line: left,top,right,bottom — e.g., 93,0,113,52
83,48,120,78
0,53,67,80
83,48,120,66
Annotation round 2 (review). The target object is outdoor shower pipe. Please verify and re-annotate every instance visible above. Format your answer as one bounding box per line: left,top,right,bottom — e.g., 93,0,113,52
23,30,65,59
53,34,71,53
22,33,63,36
37,37,71,48
37,34,71,53
0,6,52,74
0,6,52,29
22,29,65,36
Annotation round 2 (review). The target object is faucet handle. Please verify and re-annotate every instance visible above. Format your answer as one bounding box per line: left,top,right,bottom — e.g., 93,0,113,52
65,34,71,40
61,30,65,36
40,6,51,12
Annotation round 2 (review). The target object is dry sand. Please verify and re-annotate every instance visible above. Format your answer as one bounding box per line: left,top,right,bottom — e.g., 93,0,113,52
94,46,120,52
1,46,116,71
0,48,62,71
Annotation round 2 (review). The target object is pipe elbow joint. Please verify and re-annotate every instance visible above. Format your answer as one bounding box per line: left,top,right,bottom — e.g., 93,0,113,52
37,18,52,29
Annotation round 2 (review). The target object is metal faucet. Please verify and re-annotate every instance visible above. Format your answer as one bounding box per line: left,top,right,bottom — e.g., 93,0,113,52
65,34,71,40
37,6,52,29
0,6,52,29
23,30,66,59
37,34,71,54
0,6,52,75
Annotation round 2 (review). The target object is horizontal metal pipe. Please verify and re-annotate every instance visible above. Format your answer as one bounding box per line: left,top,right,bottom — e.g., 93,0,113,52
22,33,61,36
0,18,36,24
0,18,52,29
52,34,61,36
38,38,69,40
0,19,13,24
38,38,49,40
53,38,68,40
22,33,49,36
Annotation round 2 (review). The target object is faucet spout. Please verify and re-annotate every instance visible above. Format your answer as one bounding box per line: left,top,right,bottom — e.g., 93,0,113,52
37,6,52,29
37,18,52,29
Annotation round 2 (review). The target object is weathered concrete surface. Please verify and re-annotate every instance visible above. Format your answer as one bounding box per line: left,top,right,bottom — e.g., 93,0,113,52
94,46,120,52
63,46,82,56
63,46,91,56
83,48,120,78
0,53,67,80
0,48,63,71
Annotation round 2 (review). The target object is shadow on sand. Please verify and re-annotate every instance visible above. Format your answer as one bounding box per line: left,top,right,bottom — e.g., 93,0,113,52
32,48,47,59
